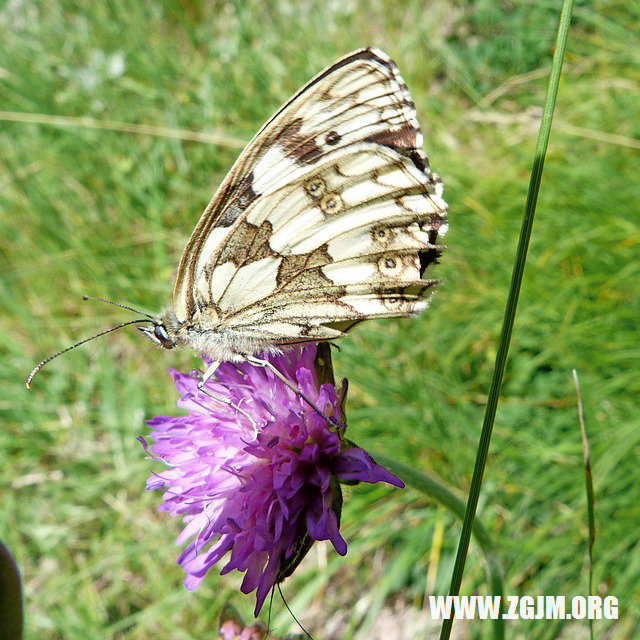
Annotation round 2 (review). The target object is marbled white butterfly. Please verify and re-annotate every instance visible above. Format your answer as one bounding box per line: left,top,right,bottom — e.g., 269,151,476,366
27,48,448,401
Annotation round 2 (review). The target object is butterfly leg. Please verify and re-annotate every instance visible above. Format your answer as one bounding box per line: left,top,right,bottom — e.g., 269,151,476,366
200,360,221,386
197,361,258,433
245,355,345,429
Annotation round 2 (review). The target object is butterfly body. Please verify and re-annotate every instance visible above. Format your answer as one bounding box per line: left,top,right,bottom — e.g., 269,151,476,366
27,47,448,390
139,309,279,363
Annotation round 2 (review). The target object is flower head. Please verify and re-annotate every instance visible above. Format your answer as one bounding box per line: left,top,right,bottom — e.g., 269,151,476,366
143,344,403,615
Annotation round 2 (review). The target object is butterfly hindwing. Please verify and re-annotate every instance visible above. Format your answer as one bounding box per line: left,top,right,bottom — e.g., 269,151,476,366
173,48,448,345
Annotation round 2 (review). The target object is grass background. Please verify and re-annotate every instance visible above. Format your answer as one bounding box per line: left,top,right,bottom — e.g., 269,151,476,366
1,1,638,638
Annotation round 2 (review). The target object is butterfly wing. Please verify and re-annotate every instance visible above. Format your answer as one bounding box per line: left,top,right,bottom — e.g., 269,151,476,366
173,48,448,344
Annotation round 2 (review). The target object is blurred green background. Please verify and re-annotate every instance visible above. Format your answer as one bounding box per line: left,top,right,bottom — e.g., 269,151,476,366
1,1,638,638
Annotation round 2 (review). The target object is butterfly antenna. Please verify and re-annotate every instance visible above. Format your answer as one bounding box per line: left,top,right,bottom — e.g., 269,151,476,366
277,583,314,640
26,319,149,389
82,295,155,320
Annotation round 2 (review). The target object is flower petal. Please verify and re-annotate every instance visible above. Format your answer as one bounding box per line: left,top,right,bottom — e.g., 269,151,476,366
334,447,405,488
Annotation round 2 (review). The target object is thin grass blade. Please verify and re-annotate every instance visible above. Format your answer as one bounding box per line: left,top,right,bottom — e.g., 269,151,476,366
438,1,576,638
573,369,595,640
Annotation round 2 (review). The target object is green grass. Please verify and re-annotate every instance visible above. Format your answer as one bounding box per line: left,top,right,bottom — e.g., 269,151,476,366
1,1,638,639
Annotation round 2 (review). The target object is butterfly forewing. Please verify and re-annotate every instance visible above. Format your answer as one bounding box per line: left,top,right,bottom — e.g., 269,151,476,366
172,48,447,346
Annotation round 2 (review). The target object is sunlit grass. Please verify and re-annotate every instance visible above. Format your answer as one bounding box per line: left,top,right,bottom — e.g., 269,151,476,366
1,1,638,639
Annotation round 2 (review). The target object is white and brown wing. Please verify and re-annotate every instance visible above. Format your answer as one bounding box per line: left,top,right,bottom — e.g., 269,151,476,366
173,47,448,343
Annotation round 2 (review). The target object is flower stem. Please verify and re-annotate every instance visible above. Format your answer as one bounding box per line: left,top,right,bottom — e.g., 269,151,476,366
438,2,575,638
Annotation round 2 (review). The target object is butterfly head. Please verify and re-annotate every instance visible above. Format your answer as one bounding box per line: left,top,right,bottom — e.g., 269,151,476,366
138,321,177,350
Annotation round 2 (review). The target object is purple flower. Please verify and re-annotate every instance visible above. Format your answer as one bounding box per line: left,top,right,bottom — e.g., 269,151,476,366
143,344,403,616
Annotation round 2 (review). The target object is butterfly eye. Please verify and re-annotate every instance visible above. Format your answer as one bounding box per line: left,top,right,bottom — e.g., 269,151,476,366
154,324,175,349
306,178,326,198
320,192,343,214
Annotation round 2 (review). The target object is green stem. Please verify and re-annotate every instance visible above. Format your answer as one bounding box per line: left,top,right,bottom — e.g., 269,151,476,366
373,454,504,640
438,2,575,639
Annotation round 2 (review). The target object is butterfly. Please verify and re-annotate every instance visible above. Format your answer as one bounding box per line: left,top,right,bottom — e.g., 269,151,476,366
27,48,448,402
